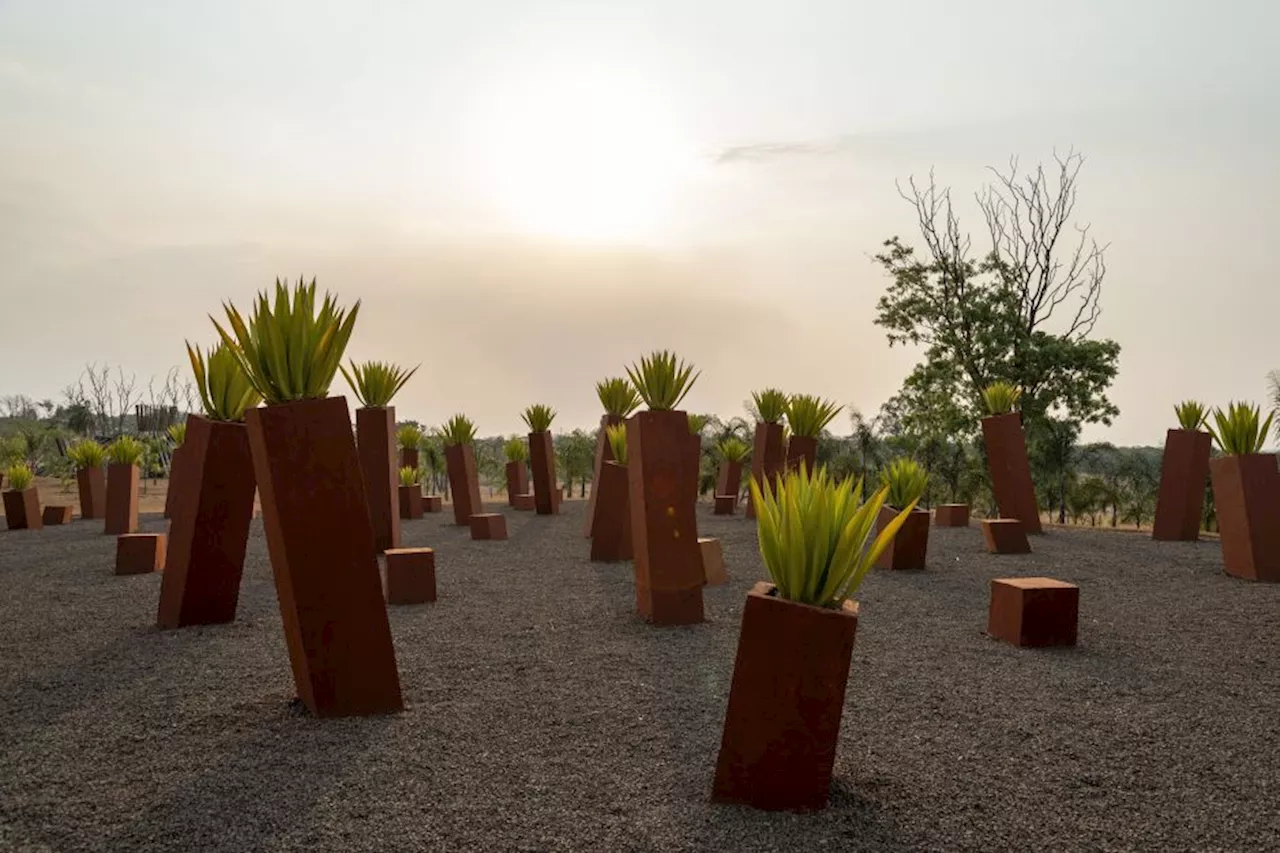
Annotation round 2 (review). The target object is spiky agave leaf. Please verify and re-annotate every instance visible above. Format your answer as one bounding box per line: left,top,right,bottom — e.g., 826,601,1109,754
786,394,843,438
66,440,107,470
187,342,262,423
687,413,711,436
167,423,187,446
982,382,1022,416
398,466,420,487
439,414,477,447
5,463,34,491
717,437,751,463
605,424,628,465
1208,402,1274,456
503,437,529,462
626,351,699,411
880,457,928,509
106,436,145,466
751,388,788,424
596,377,641,418
521,404,556,433
1174,400,1209,431
340,360,419,408
396,423,424,449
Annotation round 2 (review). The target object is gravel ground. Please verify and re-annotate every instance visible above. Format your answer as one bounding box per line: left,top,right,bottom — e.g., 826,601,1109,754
2,503,1278,852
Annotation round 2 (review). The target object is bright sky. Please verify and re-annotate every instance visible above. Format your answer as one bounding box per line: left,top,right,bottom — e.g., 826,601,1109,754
2,0,1278,443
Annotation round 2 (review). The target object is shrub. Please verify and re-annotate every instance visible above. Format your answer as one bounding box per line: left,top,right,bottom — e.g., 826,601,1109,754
982,382,1022,415
1209,402,1274,456
787,394,843,438
504,437,529,463
187,342,262,422
751,389,788,424
439,414,477,447
106,436,145,466
717,437,751,463
750,465,916,608
605,424,628,465
596,377,641,418
213,277,358,404
341,360,418,408
398,466,420,487
880,457,929,508
67,440,108,470
1174,400,1208,431
522,404,556,433
626,351,698,411
397,424,424,449
5,463,34,491
167,423,187,446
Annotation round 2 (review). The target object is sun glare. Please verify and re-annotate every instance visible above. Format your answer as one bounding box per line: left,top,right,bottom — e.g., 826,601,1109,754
463,70,693,243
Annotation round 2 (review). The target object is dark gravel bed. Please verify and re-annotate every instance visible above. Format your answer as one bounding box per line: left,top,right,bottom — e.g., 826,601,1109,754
2,503,1278,852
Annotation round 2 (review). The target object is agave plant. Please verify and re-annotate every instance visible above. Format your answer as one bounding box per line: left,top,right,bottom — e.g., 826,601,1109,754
5,463,34,491
605,424,628,465
787,395,843,438
504,437,529,463
106,436,145,466
1208,402,1274,456
626,351,699,411
439,414,477,447
340,360,419,408
167,423,187,446
522,404,556,433
1174,400,1209,432
187,342,262,422
397,423,424,449
398,466,420,487
596,377,642,418
66,440,107,470
213,277,359,405
717,437,751,463
750,465,917,609
688,413,711,436
751,389,789,424
982,382,1022,416
880,457,929,509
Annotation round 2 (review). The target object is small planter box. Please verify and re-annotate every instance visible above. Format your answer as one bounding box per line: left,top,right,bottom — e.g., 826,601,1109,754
981,518,1031,554
469,513,508,541
699,537,727,585
988,577,1079,647
3,488,42,531
104,463,140,536
875,506,930,570
116,533,166,575
76,466,106,520
512,493,536,512
714,494,737,516
1152,428,1212,542
713,582,858,812
1210,454,1280,582
934,504,970,527
505,461,529,508
423,495,443,513
981,412,1042,534
589,461,631,562
384,548,436,605
42,506,73,525
398,485,423,520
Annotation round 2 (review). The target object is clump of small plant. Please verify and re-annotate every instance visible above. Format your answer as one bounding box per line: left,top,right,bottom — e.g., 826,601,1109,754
67,440,108,470
439,414,477,447
106,436,145,466
751,389,788,424
522,405,556,433
504,437,529,463
398,466,420,487
1174,401,1209,432
717,437,751,463
687,413,711,436
880,457,929,509
750,465,916,609
341,360,419,408
186,342,262,422
167,423,187,446
626,351,699,411
605,424,628,465
5,463,34,491
787,394,843,438
596,377,641,418
397,424,424,449
1208,402,1274,456
213,277,358,404
982,382,1022,416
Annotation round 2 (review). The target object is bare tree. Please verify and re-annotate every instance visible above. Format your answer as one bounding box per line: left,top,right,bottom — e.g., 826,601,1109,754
111,367,138,433
82,363,113,433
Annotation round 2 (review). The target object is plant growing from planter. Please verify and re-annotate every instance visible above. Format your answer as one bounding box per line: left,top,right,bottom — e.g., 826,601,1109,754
157,342,263,630
625,350,703,624
714,437,750,513
745,388,788,519
1207,402,1280,581
104,436,143,535
397,423,423,471
67,439,108,520
590,424,633,561
584,376,642,537
440,414,484,526
503,437,530,506
980,382,1042,534
3,463,42,530
785,394,842,475
342,359,418,553
398,465,424,519
213,277,402,716
163,422,188,519
876,457,931,569
714,465,916,812
523,404,560,515
1153,400,1213,542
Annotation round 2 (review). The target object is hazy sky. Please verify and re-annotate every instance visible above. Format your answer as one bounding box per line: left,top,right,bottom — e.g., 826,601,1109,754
2,0,1278,443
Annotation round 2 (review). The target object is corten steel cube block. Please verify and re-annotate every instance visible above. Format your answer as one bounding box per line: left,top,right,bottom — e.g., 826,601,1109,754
988,577,1079,647
1210,454,1280,582
590,461,632,562
76,466,106,520
356,406,401,553
445,443,484,526
700,537,728,586
529,431,560,515
3,488,42,530
875,506,930,570
505,461,529,508
934,504,970,527
713,582,859,812
423,495,443,513
512,493,536,511
628,410,704,625
157,415,257,630
1152,429,1212,542
981,518,1031,554
116,533,166,575
104,463,140,536
384,548,437,605
469,512,508,540
981,412,1043,534
398,485,423,520
583,414,623,537
42,505,73,525
714,494,737,516
746,422,785,520
246,396,403,718
785,435,818,475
